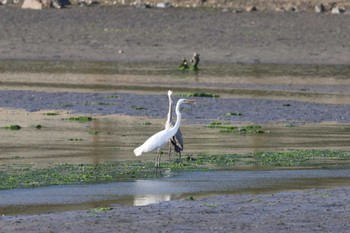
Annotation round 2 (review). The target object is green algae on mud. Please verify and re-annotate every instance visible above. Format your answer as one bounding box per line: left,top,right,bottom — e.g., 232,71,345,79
207,122,265,134
1,150,350,190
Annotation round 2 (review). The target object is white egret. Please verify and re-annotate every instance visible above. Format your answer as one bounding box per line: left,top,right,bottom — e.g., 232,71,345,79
165,90,183,158
134,98,194,168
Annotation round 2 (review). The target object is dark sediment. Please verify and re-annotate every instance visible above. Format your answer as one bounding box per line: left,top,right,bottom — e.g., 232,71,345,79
0,90,350,124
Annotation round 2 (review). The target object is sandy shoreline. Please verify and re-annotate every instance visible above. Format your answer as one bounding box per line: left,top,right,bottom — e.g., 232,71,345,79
1,5,350,232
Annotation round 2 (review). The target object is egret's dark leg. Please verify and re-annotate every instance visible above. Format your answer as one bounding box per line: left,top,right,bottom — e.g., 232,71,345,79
168,143,172,161
156,151,161,168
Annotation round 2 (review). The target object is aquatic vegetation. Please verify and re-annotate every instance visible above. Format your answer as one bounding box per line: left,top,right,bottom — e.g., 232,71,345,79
44,112,59,116
88,129,99,135
1,150,349,190
97,102,114,106
68,138,83,141
131,106,147,110
194,154,238,167
60,103,74,107
179,93,219,98
253,150,350,167
140,122,152,125
66,116,93,122
4,125,21,130
189,64,198,71
224,112,243,116
88,207,113,213
206,122,265,134
188,196,195,201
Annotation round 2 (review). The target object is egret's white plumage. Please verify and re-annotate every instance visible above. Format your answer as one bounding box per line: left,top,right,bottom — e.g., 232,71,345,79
133,98,193,167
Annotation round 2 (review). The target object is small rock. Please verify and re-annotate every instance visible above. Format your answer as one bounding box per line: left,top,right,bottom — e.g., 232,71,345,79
275,7,285,12
22,0,43,9
315,3,325,13
132,1,150,9
52,0,61,8
246,6,257,12
222,8,229,13
331,6,346,14
156,2,172,8
233,8,243,13
285,5,298,12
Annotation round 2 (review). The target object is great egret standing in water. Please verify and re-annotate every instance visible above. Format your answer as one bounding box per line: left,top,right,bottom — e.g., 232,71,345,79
165,90,183,158
134,98,194,168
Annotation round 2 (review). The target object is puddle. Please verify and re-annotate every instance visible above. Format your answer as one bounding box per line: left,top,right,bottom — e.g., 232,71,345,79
1,169,349,216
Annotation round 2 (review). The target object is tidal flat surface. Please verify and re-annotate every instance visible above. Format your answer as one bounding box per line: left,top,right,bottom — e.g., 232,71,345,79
1,62,350,215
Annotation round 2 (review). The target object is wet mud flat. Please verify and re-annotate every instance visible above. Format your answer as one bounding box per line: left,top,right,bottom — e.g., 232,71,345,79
0,89,350,124
0,187,349,233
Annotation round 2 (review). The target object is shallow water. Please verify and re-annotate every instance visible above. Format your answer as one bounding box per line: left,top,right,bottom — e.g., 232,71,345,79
1,110,350,165
1,62,350,104
1,169,350,216
1,62,350,216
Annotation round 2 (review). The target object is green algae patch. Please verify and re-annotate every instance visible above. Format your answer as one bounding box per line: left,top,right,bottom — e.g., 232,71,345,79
44,112,59,116
1,150,350,190
66,116,93,122
88,207,113,213
4,125,22,130
207,122,265,134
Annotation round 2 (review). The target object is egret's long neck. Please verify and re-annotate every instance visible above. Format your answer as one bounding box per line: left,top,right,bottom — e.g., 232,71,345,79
165,95,173,128
169,101,182,134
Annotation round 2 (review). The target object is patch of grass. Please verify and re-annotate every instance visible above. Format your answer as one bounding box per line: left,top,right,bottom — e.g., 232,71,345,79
131,106,147,110
35,125,42,129
66,116,93,122
188,196,195,201
44,112,59,116
97,102,114,106
206,122,265,134
4,125,21,130
179,93,219,98
68,138,83,141
224,112,243,116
